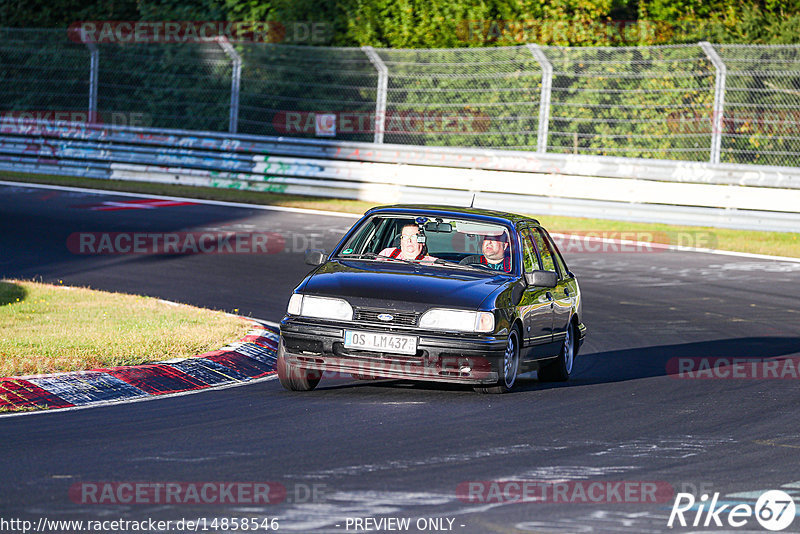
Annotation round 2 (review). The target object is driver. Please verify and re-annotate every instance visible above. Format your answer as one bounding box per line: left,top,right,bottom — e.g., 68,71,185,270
460,233,511,272
379,224,436,262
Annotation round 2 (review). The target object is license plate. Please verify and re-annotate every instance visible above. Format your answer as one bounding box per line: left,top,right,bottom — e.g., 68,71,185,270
344,330,417,355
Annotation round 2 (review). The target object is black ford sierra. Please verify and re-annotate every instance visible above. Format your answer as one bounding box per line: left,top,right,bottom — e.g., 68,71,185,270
278,205,586,393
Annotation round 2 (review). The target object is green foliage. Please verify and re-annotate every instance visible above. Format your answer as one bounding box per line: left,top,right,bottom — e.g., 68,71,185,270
2,0,800,46
2,1,800,166
0,0,140,28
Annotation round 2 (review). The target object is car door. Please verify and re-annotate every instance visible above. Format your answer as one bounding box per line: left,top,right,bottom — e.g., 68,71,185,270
517,226,555,359
533,228,572,350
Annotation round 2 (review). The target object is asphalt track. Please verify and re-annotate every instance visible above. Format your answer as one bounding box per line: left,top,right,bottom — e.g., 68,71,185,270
1,181,800,533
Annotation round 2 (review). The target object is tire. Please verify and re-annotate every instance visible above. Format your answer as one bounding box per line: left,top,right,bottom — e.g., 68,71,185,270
539,322,576,382
276,341,321,391
474,327,521,394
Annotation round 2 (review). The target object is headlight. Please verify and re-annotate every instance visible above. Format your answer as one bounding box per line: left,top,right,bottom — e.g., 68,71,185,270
286,294,353,321
287,294,303,315
419,309,495,333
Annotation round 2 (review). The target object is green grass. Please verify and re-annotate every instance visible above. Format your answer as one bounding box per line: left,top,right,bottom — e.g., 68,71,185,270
0,280,251,378
3,170,799,258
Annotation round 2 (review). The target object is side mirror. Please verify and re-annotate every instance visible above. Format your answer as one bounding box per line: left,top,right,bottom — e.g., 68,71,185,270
304,249,327,266
525,270,558,288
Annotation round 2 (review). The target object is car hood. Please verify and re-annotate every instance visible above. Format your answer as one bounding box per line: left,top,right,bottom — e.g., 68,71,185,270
300,260,511,310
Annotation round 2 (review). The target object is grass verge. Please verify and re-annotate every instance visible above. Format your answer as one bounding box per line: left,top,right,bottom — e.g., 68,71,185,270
2,170,799,258
0,280,251,378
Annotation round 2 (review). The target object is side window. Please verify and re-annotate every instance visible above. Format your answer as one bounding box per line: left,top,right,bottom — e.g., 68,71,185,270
531,229,557,274
365,218,393,253
541,229,570,278
519,228,541,272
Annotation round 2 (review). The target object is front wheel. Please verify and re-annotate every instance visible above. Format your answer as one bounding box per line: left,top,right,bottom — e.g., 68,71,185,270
276,341,321,391
475,327,520,394
539,322,575,382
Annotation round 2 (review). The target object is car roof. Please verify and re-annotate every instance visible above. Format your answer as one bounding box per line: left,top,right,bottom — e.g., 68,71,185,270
365,204,540,226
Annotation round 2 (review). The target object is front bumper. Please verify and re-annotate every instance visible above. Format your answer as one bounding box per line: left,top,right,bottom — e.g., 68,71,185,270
280,318,507,385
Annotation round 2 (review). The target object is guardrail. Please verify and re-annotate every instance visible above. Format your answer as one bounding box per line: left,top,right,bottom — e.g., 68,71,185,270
1,119,799,233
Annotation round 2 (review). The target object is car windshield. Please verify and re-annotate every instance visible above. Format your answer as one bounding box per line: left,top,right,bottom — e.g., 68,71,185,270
335,214,514,272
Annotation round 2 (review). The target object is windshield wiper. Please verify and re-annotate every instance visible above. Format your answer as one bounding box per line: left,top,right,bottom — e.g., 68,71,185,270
431,258,495,272
338,252,378,260
341,253,499,271
375,254,418,265
337,252,417,265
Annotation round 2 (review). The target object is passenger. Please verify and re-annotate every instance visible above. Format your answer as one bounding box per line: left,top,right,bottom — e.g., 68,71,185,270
379,224,437,262
460,233,512,272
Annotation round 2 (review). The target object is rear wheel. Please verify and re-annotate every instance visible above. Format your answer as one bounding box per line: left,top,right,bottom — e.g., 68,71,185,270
475,327,520,394
276,341,321,391
539,322,575,382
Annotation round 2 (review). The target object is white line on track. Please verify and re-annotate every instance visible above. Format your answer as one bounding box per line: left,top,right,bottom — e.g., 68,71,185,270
0,180,361,219
548,232,800,264
4,179,797,262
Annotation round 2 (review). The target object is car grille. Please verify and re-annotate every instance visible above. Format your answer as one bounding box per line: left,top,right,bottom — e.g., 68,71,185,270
353,308,418,326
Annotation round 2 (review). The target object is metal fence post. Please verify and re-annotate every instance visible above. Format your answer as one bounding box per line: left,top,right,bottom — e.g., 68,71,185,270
700,42,726,164
86,41,99,123
217,37,241,134
527,44,553,154
362,46,388,144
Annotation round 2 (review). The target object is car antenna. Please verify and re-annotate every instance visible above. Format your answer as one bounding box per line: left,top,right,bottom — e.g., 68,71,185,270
469,193,476,208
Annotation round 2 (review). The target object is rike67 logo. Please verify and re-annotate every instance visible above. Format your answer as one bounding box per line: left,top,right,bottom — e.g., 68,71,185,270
668,490,796,531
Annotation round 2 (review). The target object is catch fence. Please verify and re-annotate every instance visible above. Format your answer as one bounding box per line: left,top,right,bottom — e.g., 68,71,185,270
2,28,800,167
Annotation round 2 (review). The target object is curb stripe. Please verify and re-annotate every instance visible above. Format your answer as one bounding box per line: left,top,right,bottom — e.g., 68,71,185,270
0,379,75,411
165,358,251,385
204,351,274,379
103,364,209,395
0,323,279,414
27,373,150,405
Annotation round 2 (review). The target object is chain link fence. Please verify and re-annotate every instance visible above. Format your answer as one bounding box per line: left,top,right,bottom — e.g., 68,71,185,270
237,44,378,141
95,40,232,132
377,47,542,148
0,28,90,113
716,44,800,167
2,27,800,167
546,44,716,160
